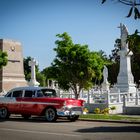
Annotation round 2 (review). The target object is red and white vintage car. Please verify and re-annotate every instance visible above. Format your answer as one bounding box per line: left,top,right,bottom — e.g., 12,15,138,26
0,86,85,122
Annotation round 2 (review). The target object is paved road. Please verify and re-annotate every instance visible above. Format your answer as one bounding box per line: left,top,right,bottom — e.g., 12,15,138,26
0,116,140,140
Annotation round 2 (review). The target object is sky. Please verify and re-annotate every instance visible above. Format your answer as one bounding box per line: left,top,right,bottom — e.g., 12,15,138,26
0,0,140,70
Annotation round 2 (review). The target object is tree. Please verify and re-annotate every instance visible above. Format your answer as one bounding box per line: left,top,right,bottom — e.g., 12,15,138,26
0,51,8,69
42,67,57,87
24,56,32,81
48,32,105,99
101,0,140,19
127,30,140,51
127,30,140,85
107,39,121,85
36,72,46,87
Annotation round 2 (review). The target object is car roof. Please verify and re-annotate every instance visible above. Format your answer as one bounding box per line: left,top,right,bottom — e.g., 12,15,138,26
8,86,55,92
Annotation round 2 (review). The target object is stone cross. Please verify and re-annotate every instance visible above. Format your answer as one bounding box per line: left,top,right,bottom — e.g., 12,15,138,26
29,58,37,81
28,58,40,87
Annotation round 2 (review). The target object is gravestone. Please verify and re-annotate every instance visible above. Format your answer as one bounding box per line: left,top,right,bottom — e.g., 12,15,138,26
0,39,27,92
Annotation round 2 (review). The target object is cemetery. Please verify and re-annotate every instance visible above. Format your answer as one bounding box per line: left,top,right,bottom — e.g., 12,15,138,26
0,23,140,115
49,23,140,115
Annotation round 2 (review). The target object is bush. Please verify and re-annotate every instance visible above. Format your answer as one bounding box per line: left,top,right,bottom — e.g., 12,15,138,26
94,108,101,114
101,108,109,115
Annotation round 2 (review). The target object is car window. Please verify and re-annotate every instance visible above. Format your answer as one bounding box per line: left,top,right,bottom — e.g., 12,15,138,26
24,90,35,97
41,89,57,97
6,92,12,97
36,90,44,97
13,90,23,97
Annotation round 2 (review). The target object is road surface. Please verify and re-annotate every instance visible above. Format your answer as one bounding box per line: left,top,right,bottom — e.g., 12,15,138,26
0,116,140,140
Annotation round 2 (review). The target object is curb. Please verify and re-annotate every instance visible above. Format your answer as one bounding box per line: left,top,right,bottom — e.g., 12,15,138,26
79,118,140,124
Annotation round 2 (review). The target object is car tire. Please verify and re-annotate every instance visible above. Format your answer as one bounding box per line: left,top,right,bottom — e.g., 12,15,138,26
67,115,79,122
45,108,57,122
0,107,9,119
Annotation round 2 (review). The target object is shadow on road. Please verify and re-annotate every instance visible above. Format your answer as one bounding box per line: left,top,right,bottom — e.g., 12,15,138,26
75,126,140,133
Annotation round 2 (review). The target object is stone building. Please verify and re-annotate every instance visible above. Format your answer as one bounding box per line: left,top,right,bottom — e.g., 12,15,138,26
0,39,27,92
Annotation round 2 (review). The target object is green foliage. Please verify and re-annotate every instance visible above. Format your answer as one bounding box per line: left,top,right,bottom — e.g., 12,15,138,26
94,107,113,115
0,51,8,69
127,31,140,84
47,32,106,99
24,56,31,81
127,30,140,51
36,72,46,87
101,108,109,115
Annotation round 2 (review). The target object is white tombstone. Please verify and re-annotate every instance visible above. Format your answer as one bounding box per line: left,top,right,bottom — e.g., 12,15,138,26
28,58,40,87
116,23,136,93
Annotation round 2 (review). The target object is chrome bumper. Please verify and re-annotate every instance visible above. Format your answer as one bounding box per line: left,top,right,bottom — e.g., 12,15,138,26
57,106,83,116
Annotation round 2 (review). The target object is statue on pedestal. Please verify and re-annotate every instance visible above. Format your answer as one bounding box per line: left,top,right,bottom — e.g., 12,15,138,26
119,23,129,49
102,65,109,91
117,23,136,93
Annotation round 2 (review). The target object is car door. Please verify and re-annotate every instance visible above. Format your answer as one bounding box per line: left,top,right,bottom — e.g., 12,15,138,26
7,90,23,114
21,90,37,115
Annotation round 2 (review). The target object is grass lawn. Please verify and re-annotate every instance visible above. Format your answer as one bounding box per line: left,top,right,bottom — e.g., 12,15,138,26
80,114,140,122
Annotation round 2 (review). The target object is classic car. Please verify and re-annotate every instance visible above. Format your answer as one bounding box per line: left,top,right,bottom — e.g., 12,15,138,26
0,86,85,122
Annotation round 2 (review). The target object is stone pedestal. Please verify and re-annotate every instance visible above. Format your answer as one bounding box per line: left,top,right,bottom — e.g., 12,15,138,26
102,82,110,91
0,39,27,92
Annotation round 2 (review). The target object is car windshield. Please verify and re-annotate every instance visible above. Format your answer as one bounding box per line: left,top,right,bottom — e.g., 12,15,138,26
41,89,57,97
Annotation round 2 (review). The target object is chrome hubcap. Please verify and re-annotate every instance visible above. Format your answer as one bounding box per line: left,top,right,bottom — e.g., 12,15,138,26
46,108,55,121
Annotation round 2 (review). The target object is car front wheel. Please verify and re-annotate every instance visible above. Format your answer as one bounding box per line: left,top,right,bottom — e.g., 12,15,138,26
45,108,57,122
